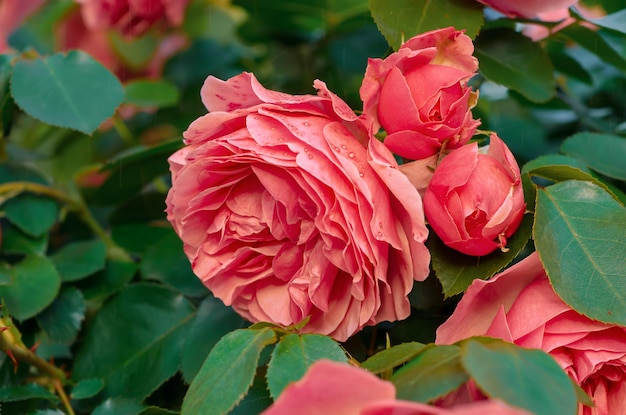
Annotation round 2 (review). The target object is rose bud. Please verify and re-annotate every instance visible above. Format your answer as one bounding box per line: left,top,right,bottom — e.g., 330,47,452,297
360,27,480,160
423,133,525,256
166,72,430,341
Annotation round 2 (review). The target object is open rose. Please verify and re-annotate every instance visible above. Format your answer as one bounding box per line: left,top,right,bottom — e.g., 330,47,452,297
436,252,626,415
55,10,187,82
76,0,190,36
477,0,578,18
423,133,525,256
360,27,480,160
263,360,532,414
165,72,430,341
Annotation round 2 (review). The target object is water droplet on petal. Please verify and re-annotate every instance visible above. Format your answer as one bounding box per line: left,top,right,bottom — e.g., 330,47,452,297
303,122,311,126
359,172,365,178
376,232,383,240
348,152,355,158
307,154,313,159
341,145,347,150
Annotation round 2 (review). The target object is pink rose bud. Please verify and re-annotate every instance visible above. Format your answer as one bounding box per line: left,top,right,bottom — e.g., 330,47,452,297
360,27,480,160
166,72,430,341
424,134,525,256
476,0,578,19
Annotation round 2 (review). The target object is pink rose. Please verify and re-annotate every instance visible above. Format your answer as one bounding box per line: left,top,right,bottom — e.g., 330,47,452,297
76,0,189,37
423,133,525,256
436,252,626,415
55,5,188,82
477,0,578,19
0,0,46,52
360,27,480,160
263,360,532,415
165,72,430,341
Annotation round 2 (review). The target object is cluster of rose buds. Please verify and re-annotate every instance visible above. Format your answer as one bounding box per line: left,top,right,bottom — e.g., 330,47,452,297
360,27,526,256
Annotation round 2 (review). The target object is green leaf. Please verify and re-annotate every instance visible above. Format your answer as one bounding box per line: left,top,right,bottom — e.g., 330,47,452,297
266,333,348,398
10,51,124,134
370,0,483,51
391,344,468,403
461,338,577,415
92,139,182,205
109,32,159,69
430,214,533,297
181,328,277,415
139,408,180,415
0,54,14,137
0,254,61,320
182,296,246,383
561,132,626,181
92,398,145,415
558,25,626,73
124,80,180,108
71,378,105,400
73,284,195,400
523,154,626,205
141,232,207,297
3,194,58,237
230,373,273,415
0,384,59,402
475,28,555,102
588,9,626,34
36,286,85,343
534,180,626,325
50,239,107,282
78,260,138,301
112,224,173,255
0,222,48,255
361,342,426,374
549,51,593,84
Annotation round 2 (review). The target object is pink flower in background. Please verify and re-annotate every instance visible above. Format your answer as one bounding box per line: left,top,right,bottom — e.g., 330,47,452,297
263,360,532,415
436,252,626,415
0,0,46,53
166,72,430,341
55,1,188,81
477,0,578,18
360,27,480,160
423,133,525,256
76,0,189,36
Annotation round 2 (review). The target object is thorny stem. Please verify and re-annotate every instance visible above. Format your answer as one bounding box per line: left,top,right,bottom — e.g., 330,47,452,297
0,181,133,262
0,318,75,414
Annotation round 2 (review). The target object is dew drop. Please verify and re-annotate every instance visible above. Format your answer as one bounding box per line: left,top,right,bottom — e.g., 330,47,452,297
378,222,383,229
303,122,311,126
341,145,347,150
376,232,383,240
307,154,313,159
348,152,355,158
359,172,365,178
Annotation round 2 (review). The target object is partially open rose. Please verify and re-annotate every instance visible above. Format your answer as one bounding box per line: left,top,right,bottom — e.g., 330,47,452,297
436,252,626,415
360,27,480,160
423,133,525,256
166,72,430,341
263,360,532,414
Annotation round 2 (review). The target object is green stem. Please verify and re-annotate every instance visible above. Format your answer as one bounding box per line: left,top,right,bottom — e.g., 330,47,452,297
112,115,135,146
0,181,133,262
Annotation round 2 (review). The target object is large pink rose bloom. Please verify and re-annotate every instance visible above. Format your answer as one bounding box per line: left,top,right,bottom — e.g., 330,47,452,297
0,0,46,52
423,134,525,256
477,0,578,18
165,72,430,341
76,0,189,36
360,27,480,160
263,360,532,415
436,252,626,415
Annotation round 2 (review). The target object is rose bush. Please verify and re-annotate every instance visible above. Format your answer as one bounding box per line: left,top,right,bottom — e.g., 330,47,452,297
165,72,431,341
263,360,532,415
360,27,480,160
436,252,626,415
423,133,525,256
477,0,579,18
